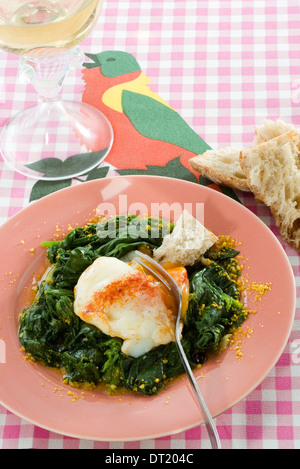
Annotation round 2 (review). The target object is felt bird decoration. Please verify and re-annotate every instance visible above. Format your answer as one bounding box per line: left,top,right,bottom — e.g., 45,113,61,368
28,50,238,202
81,50,211,174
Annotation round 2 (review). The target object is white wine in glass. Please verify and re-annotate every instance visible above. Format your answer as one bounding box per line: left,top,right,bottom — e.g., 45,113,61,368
0,0,113,180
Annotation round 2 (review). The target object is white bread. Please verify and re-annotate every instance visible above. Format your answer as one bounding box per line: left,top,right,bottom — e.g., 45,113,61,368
240,130,300,250
189,119,299,192
189,147,250,191
254,118,298,145
153,210,218,266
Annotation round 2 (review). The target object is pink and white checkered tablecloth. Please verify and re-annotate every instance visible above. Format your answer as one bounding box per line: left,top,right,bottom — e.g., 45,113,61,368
1,0,300,450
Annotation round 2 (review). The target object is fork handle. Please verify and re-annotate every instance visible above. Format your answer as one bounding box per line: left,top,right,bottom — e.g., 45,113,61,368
175,341,221,449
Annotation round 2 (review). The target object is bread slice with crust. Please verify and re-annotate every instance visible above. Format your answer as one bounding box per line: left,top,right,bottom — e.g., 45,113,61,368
189,119,299,193
153,210,218,266
240,130,300,250
189,147,250,191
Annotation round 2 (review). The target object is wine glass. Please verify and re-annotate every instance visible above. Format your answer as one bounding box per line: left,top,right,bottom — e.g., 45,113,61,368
0,0,113,180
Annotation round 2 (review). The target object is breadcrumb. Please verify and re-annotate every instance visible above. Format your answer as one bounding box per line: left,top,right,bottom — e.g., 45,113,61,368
248,281,272,302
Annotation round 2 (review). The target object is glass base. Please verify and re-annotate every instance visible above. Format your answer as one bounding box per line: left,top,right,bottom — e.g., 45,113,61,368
0,99,113,180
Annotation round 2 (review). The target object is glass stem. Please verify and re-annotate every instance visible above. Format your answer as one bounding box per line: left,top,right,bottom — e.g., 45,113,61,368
18,46,85,102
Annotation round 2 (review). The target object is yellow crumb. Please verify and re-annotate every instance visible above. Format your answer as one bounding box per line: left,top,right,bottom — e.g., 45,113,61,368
23,353,35,363
229,325,254,359
247,281,272,302
67,390,79,401
215,235,238,250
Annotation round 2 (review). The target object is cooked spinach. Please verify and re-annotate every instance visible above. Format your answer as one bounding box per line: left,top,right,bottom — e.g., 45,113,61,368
19,215,247,396
184,262,246,351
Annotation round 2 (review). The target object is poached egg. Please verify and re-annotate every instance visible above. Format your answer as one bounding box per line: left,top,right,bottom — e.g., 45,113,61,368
74,256,189,358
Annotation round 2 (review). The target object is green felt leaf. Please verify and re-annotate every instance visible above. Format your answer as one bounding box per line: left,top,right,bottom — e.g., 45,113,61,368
26,158,64,176
85,166,110,181
219,184,242,203
26,150,108,178
118,156,198,183
122,90,211,155
29,179,72,202
199,175,215,186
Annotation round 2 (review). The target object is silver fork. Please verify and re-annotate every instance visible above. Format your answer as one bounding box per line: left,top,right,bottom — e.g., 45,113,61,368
134,251,221,449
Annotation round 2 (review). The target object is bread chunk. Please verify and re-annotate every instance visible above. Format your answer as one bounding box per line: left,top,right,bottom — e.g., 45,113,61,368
240,130,300,250
189,147,250,191
254,118,298,145
153,210,218,266
189,119,299,193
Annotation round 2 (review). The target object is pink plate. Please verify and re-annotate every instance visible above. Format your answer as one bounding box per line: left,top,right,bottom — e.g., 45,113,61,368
0,176,296,441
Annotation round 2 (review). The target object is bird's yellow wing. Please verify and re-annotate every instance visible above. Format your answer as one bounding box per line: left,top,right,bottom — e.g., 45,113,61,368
102,72,173,113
